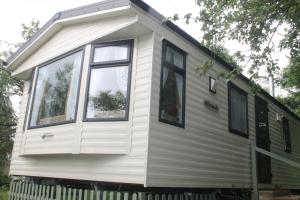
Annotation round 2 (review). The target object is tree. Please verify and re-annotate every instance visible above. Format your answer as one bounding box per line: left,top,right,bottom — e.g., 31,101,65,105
91,91,126,112
278,57,300,115
0,19,40,186
172,0,299,115
21,19,40,41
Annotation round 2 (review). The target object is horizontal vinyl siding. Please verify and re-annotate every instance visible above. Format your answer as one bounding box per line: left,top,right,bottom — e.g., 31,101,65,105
267,104,300,188
146,33,253,188
141,7,300,188
9,31,154,185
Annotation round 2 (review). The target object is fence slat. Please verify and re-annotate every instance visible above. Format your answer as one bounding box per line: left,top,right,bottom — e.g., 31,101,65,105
30,183,35,200
96,190,101,200
50,186,54,200
72,189,77,200
62,187,67,200
38,185,43,200
78,189,83,200
90,190,94,200
17,181,23,200
8,180,14,200
68,188,72,200
84,189,88,200
26,183,32,200
41,185,46,200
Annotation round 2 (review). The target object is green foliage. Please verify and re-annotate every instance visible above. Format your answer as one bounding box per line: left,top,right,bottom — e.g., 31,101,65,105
0,19,40,187
21,19,40,41
282,57,300,89
277,92,300,116
278,57,300,115
172,0,300,116
0,52,19,188
91,91,126,111
0,186,9,200
178,0,299,80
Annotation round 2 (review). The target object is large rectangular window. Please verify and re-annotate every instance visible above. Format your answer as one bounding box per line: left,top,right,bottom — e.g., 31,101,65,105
282,117,291,153
228,82,249,137
29,49,83,128
159,40,186,127
84,40,133,121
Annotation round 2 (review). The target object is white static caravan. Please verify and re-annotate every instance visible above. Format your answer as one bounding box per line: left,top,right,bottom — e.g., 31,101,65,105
6,0,300,199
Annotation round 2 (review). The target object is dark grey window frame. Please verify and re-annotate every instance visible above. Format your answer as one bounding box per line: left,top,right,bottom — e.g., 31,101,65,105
83,39,134,122
228,82,249,138
282,117,292,153
28,47,85,129
159,39,186,128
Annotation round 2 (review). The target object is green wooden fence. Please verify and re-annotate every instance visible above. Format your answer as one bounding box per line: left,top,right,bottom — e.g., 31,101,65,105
8,180,216,200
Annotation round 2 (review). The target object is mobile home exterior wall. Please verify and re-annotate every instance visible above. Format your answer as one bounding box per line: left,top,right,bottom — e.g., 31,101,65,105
8,0,300,191
134,5,300,189
9,13,154,185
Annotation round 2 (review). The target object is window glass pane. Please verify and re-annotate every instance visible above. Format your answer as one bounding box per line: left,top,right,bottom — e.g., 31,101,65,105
230,87,247,134
93,46,128,63
166,46,184,68
160,67,183,124
282,117,291,152
30,51,83,127
86,66,128,119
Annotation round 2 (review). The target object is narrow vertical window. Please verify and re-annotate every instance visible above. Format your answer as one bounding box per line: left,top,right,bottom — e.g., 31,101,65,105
228,82,249,137
159,40,186,127
29,49,83,128
282,117,291,153
84,40,133,121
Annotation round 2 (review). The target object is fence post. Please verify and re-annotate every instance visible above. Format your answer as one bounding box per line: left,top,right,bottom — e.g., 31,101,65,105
56,185,62,200
251,145,258,200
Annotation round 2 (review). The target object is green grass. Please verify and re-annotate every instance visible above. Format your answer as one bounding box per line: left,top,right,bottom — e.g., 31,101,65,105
0,187,8,200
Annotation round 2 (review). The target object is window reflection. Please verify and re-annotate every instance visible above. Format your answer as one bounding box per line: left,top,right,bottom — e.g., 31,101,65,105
87,66,128,119
30,50,83,127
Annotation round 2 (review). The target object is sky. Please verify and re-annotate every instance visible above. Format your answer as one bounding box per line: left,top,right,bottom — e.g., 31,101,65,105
0,0,201,44
0,0,289,112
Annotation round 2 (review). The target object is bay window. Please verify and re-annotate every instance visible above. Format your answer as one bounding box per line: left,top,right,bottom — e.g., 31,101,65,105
84,40,133,121
29,49,83,128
